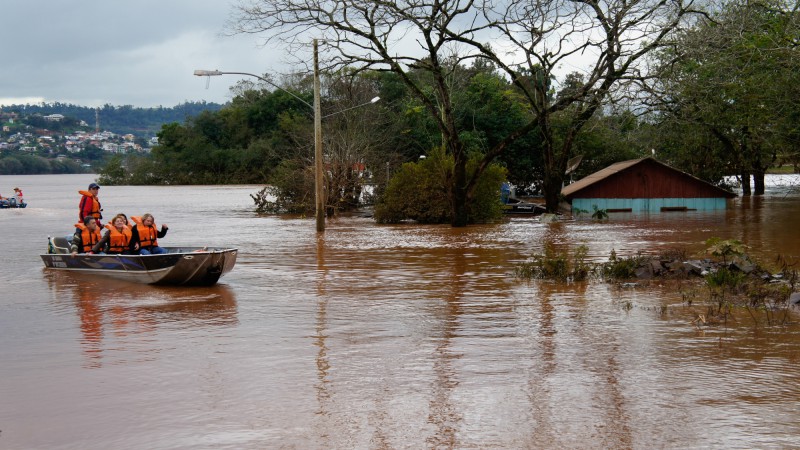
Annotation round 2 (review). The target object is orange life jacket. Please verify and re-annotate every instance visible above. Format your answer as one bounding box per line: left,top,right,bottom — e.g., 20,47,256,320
75,222,102,253
78,190,102,221
131,216,158,248
104,223,132,253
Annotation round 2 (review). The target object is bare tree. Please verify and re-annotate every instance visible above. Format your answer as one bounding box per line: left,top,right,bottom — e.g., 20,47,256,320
230,0,699,222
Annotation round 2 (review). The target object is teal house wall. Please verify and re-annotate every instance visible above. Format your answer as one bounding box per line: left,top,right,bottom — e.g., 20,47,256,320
562,158,737,214
572,197,728,213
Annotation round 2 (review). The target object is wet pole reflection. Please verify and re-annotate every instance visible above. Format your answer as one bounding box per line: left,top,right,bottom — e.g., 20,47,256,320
314,234,331,422
46,271,238,368
528,224,633,447
426,249,465,448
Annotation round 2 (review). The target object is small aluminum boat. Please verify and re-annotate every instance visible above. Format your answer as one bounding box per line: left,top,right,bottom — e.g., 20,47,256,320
0,198,26,208
41,236,237,286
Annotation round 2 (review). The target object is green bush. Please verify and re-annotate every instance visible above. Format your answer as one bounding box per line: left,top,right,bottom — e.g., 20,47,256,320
374,147,506,224
251,158,314,214
515,244,591,281
601,250,645,280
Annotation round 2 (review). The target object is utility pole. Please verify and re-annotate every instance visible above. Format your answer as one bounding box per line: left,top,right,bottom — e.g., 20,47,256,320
313,39,325,233
194,57,378,235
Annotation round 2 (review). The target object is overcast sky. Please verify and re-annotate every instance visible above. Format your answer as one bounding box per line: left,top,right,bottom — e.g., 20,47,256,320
0,0,284,107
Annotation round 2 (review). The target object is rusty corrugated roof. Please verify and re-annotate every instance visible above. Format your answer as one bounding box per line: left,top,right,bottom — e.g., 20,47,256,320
560,157,736,199
561,158,646,197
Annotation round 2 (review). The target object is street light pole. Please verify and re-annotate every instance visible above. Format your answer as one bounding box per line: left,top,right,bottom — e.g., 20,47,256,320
313,39,325,232
194,61,380,234
192,69,312,108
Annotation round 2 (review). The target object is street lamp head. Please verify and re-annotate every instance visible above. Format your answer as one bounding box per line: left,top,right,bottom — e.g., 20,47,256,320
194,69,223,76
370,96,381,103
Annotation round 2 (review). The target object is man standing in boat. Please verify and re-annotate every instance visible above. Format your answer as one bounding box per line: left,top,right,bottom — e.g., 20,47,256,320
12,187,24,205
78,183,103,227
130,213,168,255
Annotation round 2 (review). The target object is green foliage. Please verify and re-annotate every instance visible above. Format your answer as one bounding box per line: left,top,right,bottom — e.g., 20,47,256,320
572,207,589,217
705,266,746,291
515,244,591,282
648,0,800,183
591,205,608,220
374,147,506,224
600,250,646,280
4,101,223,136
374,149,452,223
0,154,84,175
251,159,314,214
705,237,748,263
97,155,127,185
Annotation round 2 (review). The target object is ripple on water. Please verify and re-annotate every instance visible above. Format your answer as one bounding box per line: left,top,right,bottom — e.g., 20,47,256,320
2,175,800,449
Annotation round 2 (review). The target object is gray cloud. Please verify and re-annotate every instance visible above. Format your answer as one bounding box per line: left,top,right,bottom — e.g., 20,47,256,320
0,0,285,107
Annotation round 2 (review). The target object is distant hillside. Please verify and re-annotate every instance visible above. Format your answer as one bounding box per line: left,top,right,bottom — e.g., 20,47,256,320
1,101,225,137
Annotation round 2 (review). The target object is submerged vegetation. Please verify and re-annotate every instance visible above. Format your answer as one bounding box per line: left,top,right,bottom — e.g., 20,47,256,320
514,244,591,281
515,238,799,327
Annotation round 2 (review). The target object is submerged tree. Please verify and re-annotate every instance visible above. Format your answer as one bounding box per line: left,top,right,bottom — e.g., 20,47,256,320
231,0,699,221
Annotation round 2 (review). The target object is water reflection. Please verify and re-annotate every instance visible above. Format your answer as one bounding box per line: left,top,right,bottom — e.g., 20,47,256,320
5,175,800,448
44,271,237,368
314,235,331,421
426,249,464,449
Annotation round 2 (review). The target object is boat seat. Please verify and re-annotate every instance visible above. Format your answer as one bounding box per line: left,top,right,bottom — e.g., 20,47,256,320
50,236,71,254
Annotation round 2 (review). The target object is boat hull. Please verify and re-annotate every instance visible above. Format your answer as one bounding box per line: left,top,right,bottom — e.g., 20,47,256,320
502,201,546,215
40,247,238,286
0,201,27,208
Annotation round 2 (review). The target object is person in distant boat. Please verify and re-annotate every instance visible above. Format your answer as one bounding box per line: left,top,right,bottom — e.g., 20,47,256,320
71,216,102,256
78,183,103,227
92,214,134,255
13,187,24,204
130,213,168,255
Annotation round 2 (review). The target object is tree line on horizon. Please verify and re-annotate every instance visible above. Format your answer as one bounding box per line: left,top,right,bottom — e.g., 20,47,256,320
98,0,799,225
2,101,224,137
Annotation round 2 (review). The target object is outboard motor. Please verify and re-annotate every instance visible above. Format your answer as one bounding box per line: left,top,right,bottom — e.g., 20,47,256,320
8,197,17,207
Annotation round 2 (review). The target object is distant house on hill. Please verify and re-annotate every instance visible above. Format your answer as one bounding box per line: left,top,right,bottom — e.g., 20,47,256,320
561,157,737,213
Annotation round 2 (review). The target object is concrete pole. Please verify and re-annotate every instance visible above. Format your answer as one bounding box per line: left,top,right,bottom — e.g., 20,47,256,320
314,39,325,233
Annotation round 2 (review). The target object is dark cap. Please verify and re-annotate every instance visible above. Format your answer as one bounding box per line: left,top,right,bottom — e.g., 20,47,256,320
88,183,100,189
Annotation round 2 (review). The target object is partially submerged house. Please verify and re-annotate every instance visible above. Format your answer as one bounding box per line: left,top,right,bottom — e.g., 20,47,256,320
561,157,737,213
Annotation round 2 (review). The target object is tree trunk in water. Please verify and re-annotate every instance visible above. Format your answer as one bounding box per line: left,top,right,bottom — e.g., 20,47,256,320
451,147,469,227
740,172,752,196
543,172,563,213
753,171,765,195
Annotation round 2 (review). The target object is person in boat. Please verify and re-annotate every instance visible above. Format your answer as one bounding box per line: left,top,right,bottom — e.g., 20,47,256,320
79,183,103,227
92,214,134,255
13,187,24,205
130,213,169,255
70,216,102,256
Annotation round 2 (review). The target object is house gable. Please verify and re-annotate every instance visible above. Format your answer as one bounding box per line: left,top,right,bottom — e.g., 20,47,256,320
562,158,736,200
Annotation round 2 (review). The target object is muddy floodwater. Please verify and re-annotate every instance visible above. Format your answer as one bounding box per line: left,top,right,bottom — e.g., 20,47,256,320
1,174,799,449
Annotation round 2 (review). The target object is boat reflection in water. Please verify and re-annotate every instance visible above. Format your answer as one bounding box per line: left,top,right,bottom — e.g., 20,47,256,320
44,270,237,368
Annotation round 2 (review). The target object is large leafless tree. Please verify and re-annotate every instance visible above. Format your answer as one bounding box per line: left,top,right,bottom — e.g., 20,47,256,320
230,0,700,223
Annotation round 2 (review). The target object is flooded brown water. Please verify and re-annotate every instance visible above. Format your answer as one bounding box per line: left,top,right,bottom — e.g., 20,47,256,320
1,174,799,449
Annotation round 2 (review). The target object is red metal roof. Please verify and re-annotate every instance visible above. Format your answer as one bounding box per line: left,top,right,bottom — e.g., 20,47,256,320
561,157,737,200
